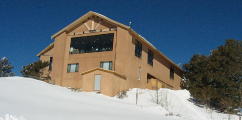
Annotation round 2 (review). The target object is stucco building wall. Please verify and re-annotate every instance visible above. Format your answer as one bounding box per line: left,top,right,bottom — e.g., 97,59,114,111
114,27,181,90
38,12,182,96
81,69,127,96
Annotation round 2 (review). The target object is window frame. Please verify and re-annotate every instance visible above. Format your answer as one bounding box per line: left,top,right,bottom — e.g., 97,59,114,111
135,40,142,58
67,63,79,73
100,61,112,70
49,57,53,71
147,49,153,66
170,67,174,80
69,33,114,54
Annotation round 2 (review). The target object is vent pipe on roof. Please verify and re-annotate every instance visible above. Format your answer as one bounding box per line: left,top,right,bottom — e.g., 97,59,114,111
129,21,132,28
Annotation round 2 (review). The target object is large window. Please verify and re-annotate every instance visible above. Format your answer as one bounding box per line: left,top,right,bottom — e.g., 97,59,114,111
148,49,153,65
135,40,142,58
100,61,112,70
70,33,114,54
67,63,79,72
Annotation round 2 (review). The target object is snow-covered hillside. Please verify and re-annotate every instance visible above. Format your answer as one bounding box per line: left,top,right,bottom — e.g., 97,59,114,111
0,77,239,120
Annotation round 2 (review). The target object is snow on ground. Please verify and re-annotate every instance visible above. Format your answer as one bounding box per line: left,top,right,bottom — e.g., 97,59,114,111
121,89,239,120
0,77,239,120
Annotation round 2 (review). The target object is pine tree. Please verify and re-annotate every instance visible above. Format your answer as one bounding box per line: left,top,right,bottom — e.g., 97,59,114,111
0,57,14,77
209,40,242,113
183,55,215,107
183,39,242,113
21,60,49,80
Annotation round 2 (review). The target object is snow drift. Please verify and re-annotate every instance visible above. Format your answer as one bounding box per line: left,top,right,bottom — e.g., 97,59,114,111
0,77,239,120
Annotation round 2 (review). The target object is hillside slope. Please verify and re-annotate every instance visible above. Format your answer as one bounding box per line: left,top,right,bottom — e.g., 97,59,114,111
0,77,238,120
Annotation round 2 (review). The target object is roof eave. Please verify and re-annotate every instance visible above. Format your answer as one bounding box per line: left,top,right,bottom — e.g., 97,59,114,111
36,43,54,57
129,29,183,73
51,11,130,39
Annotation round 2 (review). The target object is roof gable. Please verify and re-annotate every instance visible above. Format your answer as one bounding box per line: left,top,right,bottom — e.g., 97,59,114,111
51,11,129,39
50,11,183,72
69,17,116,35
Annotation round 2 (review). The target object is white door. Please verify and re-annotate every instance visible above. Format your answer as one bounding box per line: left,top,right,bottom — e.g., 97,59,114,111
94,75,101,91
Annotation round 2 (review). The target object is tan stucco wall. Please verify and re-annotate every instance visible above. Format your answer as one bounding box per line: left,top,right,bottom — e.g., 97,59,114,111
82,69,127,96
51,32,67,85
39,16,182,96
47,19,118,88
114,27,181,90
39,46,54,62
39,45,54,81
61,31,116,88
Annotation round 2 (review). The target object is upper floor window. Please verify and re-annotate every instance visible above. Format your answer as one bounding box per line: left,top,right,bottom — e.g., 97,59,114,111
67,63,79,72
70,33,114,54
49,57,53,71
170,67,174,80
100,61,112,70
135,40,142,58
148,49,153,66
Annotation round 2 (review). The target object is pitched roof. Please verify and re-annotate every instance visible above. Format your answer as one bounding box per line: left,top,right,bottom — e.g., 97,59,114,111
51,11,130,39
36,42,54,56
48,11,183,72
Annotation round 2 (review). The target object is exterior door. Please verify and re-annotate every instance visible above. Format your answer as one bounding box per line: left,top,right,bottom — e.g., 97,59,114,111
94,75,101,91
147,78,159,90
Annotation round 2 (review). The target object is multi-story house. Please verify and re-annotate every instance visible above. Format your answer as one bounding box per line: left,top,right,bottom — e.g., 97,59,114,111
37,11,183,96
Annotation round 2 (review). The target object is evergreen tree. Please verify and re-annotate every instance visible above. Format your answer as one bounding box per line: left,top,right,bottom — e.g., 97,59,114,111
0,57,14,77
183,40,242,113
210,40,242,113
21,60,49,80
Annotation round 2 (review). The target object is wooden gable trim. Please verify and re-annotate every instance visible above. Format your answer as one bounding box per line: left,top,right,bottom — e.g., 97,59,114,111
51,11,129,39
81,68,126,80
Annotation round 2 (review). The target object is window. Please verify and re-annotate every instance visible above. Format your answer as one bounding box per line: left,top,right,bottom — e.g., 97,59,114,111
70,33,114,54
49,57,53,71
170,67,174,80
67,63,79,72
148,49,153,65
135,40,142,58
100,61,112,70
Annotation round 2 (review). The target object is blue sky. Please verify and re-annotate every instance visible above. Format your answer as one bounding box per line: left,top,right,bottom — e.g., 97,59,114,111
0,0,241,75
